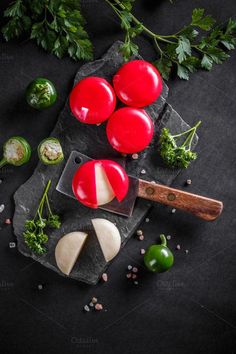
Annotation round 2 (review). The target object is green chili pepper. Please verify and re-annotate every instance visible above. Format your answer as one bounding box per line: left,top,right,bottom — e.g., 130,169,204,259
38,137,64,165
26,78,57,110
0,136,31,168
144,234,174,273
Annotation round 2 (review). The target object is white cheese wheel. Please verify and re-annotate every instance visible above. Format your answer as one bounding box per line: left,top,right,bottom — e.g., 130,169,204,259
95,163,115,206
92,218,121,262
55,231,88,275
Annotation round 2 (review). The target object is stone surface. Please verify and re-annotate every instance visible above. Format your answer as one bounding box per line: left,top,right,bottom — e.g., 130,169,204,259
13,41,198,285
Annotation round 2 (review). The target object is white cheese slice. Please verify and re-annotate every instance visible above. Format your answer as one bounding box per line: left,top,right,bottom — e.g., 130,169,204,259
92,218,121,262
55,231,88,275
95,163,115,206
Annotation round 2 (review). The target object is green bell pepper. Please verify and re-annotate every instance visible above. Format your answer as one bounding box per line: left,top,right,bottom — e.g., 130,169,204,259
0,136,31,168
144,234,174,273
26,78,57,110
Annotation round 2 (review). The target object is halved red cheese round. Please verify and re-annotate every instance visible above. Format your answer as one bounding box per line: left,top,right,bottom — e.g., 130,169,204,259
72,160,129,208
69,77,116,124
106,107,154,154
113,60,163,107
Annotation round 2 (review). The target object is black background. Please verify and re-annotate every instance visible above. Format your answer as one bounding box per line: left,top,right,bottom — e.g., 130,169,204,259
1,1,236,353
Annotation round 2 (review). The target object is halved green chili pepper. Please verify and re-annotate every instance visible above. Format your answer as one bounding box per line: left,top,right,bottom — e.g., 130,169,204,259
144,234,174,273
38,138,64,165
26,78,57,110
0,136,31,168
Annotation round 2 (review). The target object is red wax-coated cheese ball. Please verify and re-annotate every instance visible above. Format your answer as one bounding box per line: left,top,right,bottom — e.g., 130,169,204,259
113,60,163,107
69,77,116,124
106,107,154,154
72,160,129,208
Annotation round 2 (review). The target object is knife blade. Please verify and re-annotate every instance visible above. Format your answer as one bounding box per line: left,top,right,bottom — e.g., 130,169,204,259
56,151,223,221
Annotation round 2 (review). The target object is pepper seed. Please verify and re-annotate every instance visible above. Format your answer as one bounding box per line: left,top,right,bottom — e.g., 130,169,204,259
171,208,176,214
136,230,143,236
140,249,145,255
127,265,133,271
166,235,171,240
186,179,192,185
0,204,5,213
9,242,16,248
176,244,181,250
141,169,146,174
139,235,144,241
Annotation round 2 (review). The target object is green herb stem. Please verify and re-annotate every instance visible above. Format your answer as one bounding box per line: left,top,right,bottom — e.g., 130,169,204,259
182,129,196,149
182,121,201,148
45,194,53,216
107,0,175,44
23,178,60,255
173,120,201,139
34,180,51,220
188,121,201,147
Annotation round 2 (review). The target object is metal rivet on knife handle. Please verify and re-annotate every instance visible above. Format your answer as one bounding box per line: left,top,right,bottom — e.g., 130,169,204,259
145,187,155,196
167,193,176,201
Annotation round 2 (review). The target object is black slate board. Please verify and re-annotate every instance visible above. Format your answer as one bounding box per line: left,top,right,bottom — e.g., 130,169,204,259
13,41,198,285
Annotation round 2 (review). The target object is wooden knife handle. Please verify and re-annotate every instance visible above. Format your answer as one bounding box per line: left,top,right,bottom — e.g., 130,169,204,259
138,179,223,221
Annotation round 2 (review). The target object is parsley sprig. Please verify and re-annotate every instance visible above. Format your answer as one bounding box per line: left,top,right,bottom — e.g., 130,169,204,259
2,0,93,61
23,179,61,255
105,1,236,80
2,0,236,80
159,121,201,168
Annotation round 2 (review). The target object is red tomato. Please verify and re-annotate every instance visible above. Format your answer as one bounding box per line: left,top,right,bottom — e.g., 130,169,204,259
113,60,163,107
69,77,116,124
106,107,154,154
72,160,129,208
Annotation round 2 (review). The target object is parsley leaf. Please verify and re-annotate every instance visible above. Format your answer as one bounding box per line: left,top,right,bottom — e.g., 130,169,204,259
2,0,93,61
154,57,173,80
176,36,191,63
191,8,215,31
2,1,236,80
23,180,61,255
159,121,201,169
201,54,213,70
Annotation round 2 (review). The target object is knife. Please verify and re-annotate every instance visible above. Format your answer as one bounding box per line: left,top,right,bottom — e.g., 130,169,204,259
56,151,223,221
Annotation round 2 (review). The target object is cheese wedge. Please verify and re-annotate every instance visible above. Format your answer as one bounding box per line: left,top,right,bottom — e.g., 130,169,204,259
95,163,115,206
55,231,88,275
92,218,121,262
